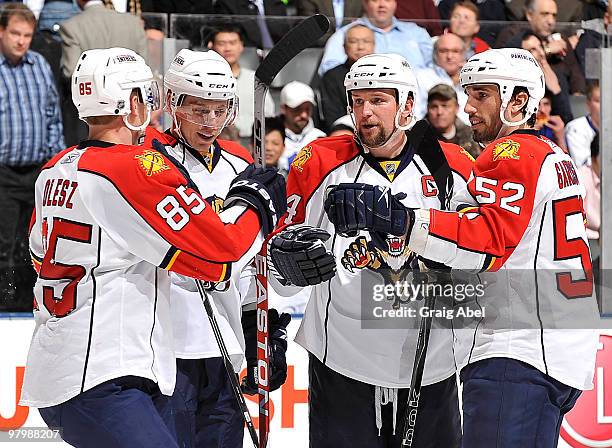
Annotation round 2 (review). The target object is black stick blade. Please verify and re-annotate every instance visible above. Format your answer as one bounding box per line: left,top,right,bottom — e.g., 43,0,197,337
255,14,330,86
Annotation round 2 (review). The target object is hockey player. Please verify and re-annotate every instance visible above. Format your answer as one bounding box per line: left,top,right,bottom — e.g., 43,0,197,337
20,47,286,448
324,48,599,447
146,49,291,447
267,53,474,447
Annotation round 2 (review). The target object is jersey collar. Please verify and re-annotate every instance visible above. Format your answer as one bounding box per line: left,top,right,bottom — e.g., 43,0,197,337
178,139,222,173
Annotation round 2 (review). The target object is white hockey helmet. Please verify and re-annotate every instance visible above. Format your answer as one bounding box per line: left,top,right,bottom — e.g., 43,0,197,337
460,48,545,127
71,48,160,132
164,49,238,133
344,53,418,133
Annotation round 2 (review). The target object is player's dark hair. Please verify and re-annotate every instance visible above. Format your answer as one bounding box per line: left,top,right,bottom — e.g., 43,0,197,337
512,86,536,127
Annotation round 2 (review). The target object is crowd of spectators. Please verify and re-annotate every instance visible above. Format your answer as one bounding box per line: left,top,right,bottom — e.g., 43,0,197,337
0,0,610,311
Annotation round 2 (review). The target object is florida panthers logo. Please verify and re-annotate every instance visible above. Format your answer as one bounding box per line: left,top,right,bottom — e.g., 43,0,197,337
291,146,312,172
135,150,170,176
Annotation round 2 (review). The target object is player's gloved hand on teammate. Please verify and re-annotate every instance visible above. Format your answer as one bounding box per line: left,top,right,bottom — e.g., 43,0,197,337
268,226,336,287
225,165,287,236
324,183,414,237
241,308,292,395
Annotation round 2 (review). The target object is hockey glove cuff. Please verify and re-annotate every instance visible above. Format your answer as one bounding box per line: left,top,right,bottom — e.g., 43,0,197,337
225,165,288,236
324,183,411,237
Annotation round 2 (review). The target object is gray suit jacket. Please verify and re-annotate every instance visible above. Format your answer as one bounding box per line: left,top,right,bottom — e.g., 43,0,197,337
60,4,148,78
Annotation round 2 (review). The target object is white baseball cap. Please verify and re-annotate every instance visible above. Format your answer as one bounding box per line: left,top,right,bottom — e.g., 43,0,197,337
280,81,316,108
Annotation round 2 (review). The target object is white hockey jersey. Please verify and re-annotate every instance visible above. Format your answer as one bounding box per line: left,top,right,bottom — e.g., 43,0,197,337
270,122,475,387
409,130,599,390
147,129,262,371
21,139,263,408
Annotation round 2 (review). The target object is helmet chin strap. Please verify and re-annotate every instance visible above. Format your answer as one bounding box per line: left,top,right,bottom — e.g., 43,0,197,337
123,108,151,132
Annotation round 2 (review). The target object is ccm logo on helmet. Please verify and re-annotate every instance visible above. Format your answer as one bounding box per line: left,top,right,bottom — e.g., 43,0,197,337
209,83,230,89
353,72,375,78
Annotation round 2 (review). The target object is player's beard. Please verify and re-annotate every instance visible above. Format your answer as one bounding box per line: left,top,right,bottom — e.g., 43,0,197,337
472,115,503,144
358,123,390,148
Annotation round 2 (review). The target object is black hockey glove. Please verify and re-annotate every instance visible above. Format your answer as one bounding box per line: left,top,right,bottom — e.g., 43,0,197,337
324,183,413,237
268,226,336,287
225,165,287,236
241,308,292,395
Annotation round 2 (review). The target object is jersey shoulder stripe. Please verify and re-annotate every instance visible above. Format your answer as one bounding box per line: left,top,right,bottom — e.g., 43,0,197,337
217,139,254,164
439,141,474,182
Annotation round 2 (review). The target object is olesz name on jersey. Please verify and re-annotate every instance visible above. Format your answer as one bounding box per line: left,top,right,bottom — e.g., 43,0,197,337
42,178,78,209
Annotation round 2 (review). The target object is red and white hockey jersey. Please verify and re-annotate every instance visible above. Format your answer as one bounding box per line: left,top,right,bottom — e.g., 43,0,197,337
409,130,599,390
148,129,262,371
270,123,474,387
21,138,262,407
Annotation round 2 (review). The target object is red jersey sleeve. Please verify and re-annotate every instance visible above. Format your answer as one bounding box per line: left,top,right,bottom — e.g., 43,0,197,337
274,136,360,233
410,134,554,271
78,144,261,281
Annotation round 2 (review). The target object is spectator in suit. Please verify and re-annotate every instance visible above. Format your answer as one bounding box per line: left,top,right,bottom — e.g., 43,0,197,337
426,84,480,158
0,4,64,311
520,32,573,124
60,0,147,78
318,0,433,76
59,0,148,145
414,32,469,124
448,1,490,59
575,1,611,76
565,81,600,168
395,0,443,36
214,0,290,49
320,24,374,130
278,81,326,172
209,25,275,140
495,0,586,94
297,0,362,29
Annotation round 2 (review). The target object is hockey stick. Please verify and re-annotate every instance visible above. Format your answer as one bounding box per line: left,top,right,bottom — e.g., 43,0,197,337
252,14,330,448
195,280,259,448
400,291,437,446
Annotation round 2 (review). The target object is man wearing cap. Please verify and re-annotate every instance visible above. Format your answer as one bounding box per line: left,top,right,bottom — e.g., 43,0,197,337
278,80,326,172
426,84,480,158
